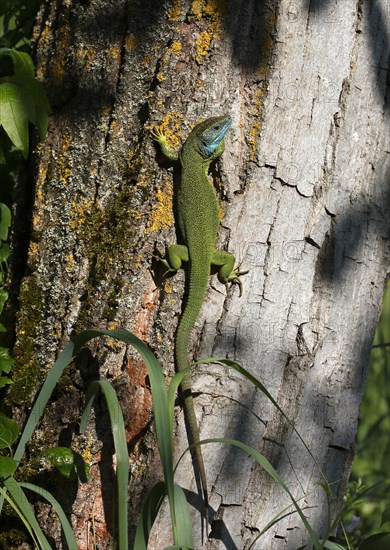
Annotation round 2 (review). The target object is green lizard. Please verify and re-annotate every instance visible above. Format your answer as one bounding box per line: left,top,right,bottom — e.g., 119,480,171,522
151,115,247,529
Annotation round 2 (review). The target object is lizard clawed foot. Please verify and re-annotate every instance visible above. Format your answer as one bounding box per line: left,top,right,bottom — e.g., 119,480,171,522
150,126,165,142
152,249,177,277
225,263,249,297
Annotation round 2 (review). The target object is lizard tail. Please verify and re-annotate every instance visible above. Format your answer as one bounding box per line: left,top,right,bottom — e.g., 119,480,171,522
175,263,210,531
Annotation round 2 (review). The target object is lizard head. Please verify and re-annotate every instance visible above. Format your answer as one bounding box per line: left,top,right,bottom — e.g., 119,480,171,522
188,115,232,159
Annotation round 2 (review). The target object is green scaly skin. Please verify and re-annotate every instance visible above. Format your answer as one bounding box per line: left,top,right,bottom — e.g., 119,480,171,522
152,115,247,530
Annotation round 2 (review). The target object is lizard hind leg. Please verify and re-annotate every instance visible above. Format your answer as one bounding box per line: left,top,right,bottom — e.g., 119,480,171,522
212,248,248,296
154,243,189,276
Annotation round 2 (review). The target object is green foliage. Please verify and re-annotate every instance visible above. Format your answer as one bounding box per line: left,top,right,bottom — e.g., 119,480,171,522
0,413,18,450
0,11,51,546
0,328,340,549
43,447,90,482
0,455,17,479
0,47,50,158
0,0,40,51
0,329,193,549
0,203,11,240
0,204,12,383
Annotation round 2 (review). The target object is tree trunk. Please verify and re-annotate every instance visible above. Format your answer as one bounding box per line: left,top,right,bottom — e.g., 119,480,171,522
6,0,389,548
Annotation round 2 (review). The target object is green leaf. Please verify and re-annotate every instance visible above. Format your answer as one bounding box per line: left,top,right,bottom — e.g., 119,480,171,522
198,358,329,487
0,413,19,449
0,346,14,373
43,447,77,479
359,533,390,550
43,446,90,482
134,482,193,550
2,74,50,140
382,507,390,528
0,289,8,310
0,242,10,264
0,203,11,240
0,48,35,77
0,376,13,388
0,485,40,547
0,81,29,157
322,541,347,549
0,455,17,478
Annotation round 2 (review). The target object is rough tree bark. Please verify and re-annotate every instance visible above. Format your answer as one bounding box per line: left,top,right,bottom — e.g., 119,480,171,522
5,0,389,549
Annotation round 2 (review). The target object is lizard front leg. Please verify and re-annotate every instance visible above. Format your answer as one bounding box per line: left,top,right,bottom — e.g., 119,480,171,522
212,249,248,296
150,126,179,162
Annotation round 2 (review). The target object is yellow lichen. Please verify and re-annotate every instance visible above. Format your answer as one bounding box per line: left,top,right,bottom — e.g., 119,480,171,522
164,282,174,294
133,462,147,477
157,71,167,82
132,211,142,220
28,242,40,266
156,40,183,82
57,132,73,185
125,36,141,50
142,43,161,68
245,7,276,161
106,44,121,61
153,112,184,150
35,25,50,79
69,198,94,230
109,120,121,139
166,0,182,21
50,24,72,87
77,432,95,463
192,0,226,20
191,0,204,19
168,40,182,55
195,77,204,89
147,176,174,233
136,173,149,187
195,29,216,63
133,254,142,269
218,202,226,222
76,45,97,67
65,251,76,270
192,1,226,63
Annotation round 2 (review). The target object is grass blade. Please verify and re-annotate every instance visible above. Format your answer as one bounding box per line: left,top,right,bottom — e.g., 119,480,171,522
2,328,189,545
4,476,52,549
197,438,321,549
19,482,78,550
198,358,329,485
0,486,39,547
172,483,193,549
80,379,129,550
134,481,166,550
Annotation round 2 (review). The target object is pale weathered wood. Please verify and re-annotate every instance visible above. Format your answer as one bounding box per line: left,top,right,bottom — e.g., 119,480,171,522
6,0,389,548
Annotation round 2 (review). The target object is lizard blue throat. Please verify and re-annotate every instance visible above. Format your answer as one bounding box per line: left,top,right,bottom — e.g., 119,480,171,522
199,116,232,156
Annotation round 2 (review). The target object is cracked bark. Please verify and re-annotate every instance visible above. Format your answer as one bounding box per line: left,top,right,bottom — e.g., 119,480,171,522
4,1,389,549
